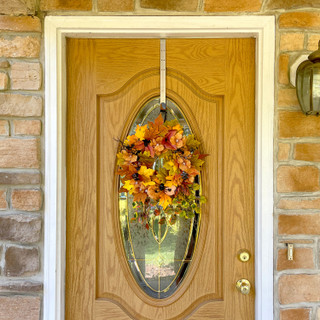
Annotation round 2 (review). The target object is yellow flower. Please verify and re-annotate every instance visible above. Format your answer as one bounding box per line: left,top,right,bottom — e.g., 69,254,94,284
164,175,176,188
123,180,134,192
172,124,182,132
135,125,148,140
138,165,154,179
143,180,156,187
159,193,172,209
164,160,179,175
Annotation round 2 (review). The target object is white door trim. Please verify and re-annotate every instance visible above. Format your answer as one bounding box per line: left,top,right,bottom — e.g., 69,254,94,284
44,16,275,320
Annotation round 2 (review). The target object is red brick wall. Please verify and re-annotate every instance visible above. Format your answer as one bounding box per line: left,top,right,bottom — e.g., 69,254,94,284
0,0,319,319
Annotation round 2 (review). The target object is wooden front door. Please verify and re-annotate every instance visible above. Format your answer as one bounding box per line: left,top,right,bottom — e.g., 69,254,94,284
66,38,255,320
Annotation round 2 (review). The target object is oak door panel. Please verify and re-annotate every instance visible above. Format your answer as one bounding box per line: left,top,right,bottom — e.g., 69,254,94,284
66,38,255,320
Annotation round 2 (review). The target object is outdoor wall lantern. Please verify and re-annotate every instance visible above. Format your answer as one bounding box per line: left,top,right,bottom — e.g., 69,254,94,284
296,41,320,115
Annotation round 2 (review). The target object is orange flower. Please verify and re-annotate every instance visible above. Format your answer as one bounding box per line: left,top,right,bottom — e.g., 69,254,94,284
121,150,138,163
152,137,165,156
170,131,185,149
147,185,160,201
165,185,176,196
177,157,191,172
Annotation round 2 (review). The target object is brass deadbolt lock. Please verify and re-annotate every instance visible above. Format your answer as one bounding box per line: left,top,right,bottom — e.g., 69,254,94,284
238,249,251,262
236,278,251,295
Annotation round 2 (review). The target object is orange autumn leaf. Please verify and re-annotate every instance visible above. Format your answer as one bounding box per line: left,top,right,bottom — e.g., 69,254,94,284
133,192,148,203
148,114,167,137
159,193,172,209
125,134,138,146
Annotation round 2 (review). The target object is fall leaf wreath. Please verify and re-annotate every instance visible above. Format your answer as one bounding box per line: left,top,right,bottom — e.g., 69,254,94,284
117,112,207,229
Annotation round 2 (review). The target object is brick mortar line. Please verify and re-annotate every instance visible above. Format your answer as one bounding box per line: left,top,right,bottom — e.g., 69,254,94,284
0,136,41,140
0,34,41,41
312,307,317,320
0,89,43,95
0,293,42,297
276,161,320,166
197,0,204,12
0,58,42,64
0,168,40,172
276,107,301,111
279,28,320,32
134,0,140,11
0,278,42,283
277,138,320,143
12,5,320,16
0,119,43,123
277,243,316,248
277,270,320,276
303,31,309,50
0,117,42,121
0,185,41,189
0,211,42,217
279,49,313,55
275,192,320,198
7,135,42,138
316,238,319,270
3,136,42,139
92,0,98,13
275,208,320,213
278,301,320,308
0,136,41,141
279,233,320,237
277,83,297,88
0,241,42,248
0,294,43,299
277,195,320,199
0,210,43,216
42,11,273,16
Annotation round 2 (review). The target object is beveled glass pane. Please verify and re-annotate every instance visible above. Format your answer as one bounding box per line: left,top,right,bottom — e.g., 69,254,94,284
119,98,200,299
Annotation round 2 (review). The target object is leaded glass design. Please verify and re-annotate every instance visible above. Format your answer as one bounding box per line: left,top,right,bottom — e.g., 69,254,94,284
119,98,200,299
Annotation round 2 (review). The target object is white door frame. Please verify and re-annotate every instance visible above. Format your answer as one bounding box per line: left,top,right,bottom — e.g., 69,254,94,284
44,16,275,320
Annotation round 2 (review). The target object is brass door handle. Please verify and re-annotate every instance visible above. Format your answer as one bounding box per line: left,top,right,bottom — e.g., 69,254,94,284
236,279,251,295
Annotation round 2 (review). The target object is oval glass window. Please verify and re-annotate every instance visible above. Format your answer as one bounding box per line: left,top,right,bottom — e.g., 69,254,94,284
119,98,201,299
